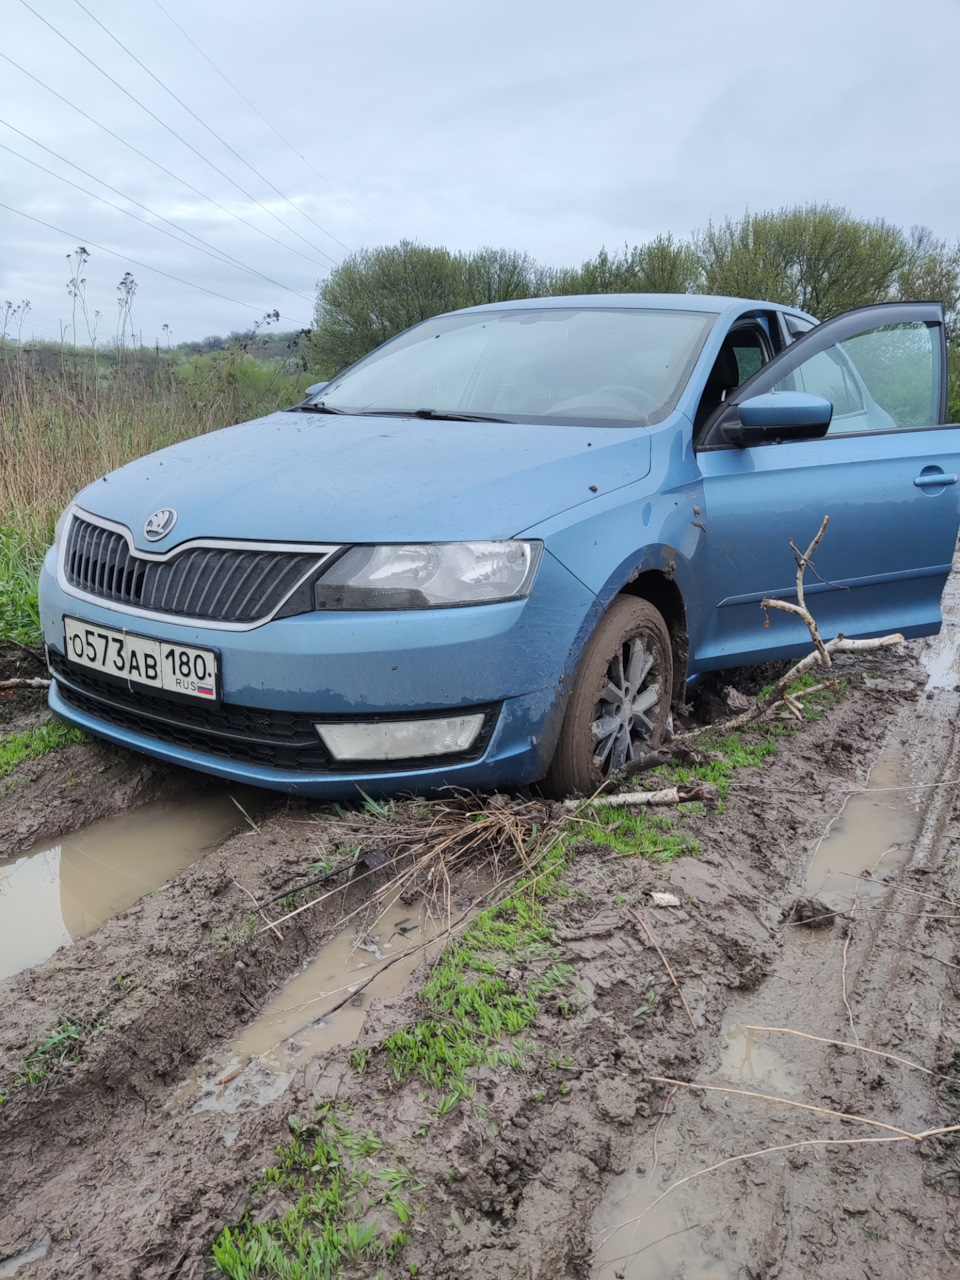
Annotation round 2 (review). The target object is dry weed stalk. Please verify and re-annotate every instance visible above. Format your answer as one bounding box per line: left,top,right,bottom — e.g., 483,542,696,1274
257,795,559,936
635,914,697,1030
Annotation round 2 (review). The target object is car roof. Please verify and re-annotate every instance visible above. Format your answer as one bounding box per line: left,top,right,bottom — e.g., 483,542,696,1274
456,293,816,321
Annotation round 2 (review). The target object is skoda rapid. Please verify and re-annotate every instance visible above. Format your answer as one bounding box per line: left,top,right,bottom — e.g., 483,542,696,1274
39,294,960,796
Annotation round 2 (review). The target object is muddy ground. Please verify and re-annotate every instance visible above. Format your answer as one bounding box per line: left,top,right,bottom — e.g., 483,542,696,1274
2,634,960,1279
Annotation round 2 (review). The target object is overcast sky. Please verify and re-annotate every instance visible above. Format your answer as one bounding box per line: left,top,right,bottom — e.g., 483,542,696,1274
2,0,958,345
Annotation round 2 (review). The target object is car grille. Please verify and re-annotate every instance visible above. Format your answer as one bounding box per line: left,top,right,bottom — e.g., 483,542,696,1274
50,652,333,772
63,515,331,624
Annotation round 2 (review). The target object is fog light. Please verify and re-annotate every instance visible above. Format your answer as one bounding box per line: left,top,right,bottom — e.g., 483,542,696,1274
316,714,485,762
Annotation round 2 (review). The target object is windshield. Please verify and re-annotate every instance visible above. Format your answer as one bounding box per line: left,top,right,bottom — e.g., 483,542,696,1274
313,306,717,425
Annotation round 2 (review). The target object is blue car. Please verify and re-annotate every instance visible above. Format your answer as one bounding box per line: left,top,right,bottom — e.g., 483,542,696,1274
39,294,960,797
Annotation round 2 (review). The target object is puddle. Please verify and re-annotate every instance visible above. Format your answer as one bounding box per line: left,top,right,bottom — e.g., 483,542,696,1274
175,895,461,1115
590,740,926,1279
591,1142,730,1279
0,1236,51,1278
802,742,921,915
0,792,251,981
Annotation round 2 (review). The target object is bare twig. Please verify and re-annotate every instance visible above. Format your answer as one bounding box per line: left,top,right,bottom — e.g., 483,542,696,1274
650,1085,678,1180
607,1127,960,1239
842,896,861,1048
635,915,697,1030
743,1026,951,1081
231,879,283,942
648,1076,916,1137
761,516,832,666
0,676,50,690
4,638,47,667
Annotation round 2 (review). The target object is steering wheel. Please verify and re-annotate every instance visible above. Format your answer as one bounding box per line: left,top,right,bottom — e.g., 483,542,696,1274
597,384,657,412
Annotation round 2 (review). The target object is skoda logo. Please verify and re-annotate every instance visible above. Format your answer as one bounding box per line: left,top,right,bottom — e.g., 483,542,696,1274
144,508,177,541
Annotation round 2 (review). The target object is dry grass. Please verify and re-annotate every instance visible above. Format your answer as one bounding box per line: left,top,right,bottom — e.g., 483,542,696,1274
0,342,311,549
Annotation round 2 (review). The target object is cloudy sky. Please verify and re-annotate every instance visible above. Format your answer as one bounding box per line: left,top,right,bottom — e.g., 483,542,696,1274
2,0,958,345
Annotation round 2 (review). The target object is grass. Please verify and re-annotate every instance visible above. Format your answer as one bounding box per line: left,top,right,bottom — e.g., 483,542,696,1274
0,525,43,647
0,1015,93,1107
0,721,88,779
1,339,313,555
212,1106,421,1279
213,679,850,1270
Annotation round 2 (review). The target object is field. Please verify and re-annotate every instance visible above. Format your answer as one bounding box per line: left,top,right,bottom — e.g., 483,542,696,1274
3,345,960,1279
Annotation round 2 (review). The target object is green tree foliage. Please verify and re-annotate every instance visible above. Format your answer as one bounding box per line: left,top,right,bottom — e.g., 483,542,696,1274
308,210,960,412
696,204,914,316
550,235,701,296
309,241,544,374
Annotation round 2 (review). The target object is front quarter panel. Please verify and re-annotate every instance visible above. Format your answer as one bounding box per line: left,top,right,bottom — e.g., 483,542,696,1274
524,414,707,654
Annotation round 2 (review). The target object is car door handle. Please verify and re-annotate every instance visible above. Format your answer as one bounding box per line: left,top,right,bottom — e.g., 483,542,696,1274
914,471,958,488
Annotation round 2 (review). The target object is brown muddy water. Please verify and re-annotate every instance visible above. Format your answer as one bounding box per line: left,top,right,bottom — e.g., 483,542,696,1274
173,892,476,1122
590,734,929,1277
0,792,250,981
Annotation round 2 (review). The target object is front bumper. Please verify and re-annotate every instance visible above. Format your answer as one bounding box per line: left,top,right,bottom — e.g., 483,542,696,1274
40,546,596,797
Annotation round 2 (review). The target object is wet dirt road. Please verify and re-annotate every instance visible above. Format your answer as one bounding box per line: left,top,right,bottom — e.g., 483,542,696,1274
3,588,960,1277
589,574,960,1279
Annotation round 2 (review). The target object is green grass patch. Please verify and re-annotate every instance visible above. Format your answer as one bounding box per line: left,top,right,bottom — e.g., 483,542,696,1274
0,526,43,647
576,807,700,861
0,721,88,778
0,1015,95,1107
212,1106,421,1279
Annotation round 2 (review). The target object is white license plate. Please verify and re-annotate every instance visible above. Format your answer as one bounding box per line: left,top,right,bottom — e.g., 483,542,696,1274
64,617,219,702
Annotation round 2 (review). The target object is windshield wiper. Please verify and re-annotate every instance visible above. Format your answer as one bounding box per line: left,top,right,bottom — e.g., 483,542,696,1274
410,408,509,423
290,401,348,414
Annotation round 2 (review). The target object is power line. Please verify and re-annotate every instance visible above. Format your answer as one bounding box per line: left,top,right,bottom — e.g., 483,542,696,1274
152,0,387,236
0,122,314,302
16,0,338,266
0,49,330,271
0,200,305,325
72,0,352,254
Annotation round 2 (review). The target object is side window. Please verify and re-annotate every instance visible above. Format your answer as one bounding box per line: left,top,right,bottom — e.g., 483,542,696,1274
782,349,864,420
694,325,771,430
770,321,940,435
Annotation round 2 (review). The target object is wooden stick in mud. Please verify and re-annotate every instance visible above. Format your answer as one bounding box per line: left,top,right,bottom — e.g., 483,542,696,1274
635,913,697,1030
564,784,709,811
0,676,51,690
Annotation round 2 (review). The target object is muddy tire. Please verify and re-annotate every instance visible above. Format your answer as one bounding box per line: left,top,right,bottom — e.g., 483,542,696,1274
543,595,673,797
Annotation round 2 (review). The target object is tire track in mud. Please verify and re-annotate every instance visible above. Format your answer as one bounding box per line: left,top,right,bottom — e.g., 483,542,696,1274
0,646,953,1279
589,621,960,1278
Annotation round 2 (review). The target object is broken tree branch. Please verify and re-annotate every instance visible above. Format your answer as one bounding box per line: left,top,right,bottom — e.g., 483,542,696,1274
564,783,718,811
0,677,51,690
679,516,905,739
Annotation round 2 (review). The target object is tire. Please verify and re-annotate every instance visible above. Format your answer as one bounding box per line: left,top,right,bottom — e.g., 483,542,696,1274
543,596,673,798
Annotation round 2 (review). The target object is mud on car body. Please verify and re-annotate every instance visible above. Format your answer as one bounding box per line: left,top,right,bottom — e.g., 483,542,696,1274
39,294,960,797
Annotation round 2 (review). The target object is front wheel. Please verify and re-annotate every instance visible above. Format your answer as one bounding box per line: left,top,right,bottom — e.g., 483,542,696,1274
543,596,673,797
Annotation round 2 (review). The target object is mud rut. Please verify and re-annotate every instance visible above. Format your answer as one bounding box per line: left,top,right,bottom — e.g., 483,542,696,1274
2,611,960,1278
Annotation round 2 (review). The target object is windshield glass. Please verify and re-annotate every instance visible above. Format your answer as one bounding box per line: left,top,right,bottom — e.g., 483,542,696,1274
314,306,716,425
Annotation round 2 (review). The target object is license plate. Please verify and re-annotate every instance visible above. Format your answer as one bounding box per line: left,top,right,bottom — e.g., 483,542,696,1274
64,617,219,702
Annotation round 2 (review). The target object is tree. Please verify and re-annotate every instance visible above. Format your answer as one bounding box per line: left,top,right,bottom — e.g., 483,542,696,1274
696,204,914,316
309,241,464,375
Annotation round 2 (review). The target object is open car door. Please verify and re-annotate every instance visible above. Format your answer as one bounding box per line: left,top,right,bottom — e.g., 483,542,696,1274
694,302,960,671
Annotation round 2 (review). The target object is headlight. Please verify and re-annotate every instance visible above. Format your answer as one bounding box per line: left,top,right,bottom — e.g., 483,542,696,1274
314,541,542,610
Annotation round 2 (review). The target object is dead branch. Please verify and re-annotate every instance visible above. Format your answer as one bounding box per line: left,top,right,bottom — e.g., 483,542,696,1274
761,515,832,666
649,1076,915,1137
635,914,697,1030
743,1025,954,1081
678,515,907,739
0,676,51,690
564,783,719,811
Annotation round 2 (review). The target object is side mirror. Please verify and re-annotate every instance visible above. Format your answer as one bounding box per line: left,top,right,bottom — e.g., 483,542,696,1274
721,391,833,446
303,381,329,399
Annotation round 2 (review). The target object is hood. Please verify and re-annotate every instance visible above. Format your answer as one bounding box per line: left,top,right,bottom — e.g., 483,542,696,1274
74,410,653,549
